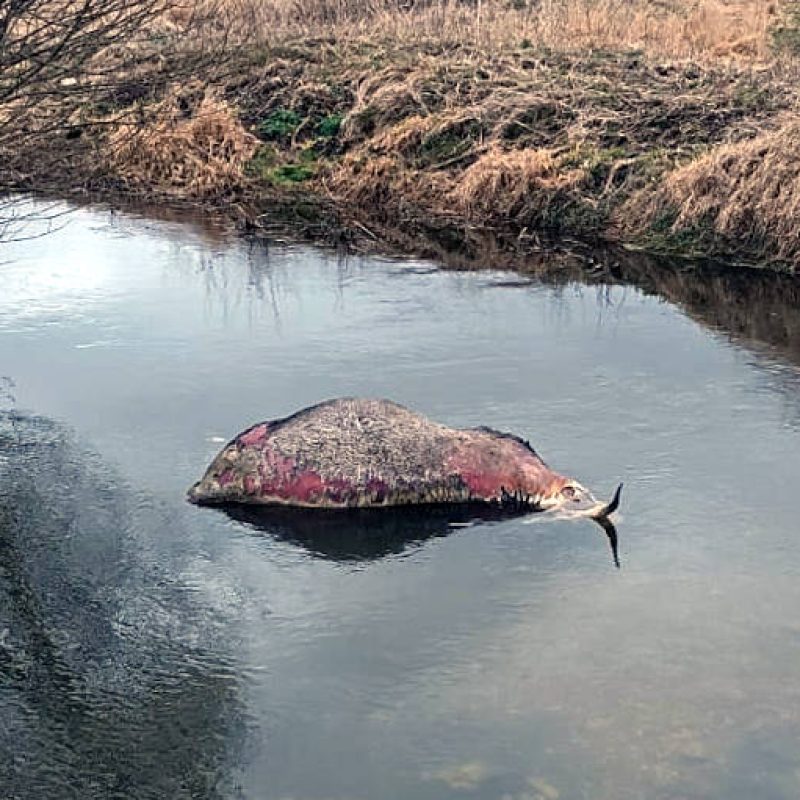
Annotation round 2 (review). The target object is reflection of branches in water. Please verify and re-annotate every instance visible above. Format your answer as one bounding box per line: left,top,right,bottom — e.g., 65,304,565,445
519,277,625,338
244,239,286,325
0,376,14,409
0,413,247,798
166,232,364,330
578,282,630,339
192,241,288,332
0,197,71,246
54,203,359,331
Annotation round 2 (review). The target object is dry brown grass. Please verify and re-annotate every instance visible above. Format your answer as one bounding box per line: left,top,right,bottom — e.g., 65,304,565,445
108,87,258,198
326,152,452,213
309,40,797,242
626,115,800,265
89,0,800,266
450,146,588,226
232,0,783,64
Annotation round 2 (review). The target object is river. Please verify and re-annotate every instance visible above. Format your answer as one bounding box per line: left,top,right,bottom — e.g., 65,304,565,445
2,204,800,799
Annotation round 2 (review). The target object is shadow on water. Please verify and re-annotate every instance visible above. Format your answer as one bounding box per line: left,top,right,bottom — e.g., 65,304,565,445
0,410,247,800
495,246,800,373
603,255,800,368
218,503,621,567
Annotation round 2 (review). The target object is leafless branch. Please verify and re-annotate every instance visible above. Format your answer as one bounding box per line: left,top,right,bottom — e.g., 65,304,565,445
0,0,236,238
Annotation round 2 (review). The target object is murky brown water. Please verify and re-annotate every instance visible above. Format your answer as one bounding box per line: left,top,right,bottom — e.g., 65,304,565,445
2,204,800,799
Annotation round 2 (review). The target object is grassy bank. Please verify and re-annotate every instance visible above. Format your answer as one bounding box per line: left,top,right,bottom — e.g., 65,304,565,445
3,0,800,271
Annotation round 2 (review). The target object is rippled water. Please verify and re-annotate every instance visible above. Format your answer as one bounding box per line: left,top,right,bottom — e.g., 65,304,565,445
2,205,800,799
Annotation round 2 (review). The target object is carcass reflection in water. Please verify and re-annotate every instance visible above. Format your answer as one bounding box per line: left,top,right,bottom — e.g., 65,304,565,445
220,502,622,566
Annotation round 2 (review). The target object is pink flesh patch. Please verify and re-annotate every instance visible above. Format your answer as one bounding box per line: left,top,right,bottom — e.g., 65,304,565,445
218,469,235,487
261,470,325,503
239,424,269,447
457,470,512,500
446,438,558,501
446,446,516,499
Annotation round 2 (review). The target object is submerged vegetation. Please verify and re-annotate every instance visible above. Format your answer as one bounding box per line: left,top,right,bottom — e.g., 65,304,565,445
1,0,800,270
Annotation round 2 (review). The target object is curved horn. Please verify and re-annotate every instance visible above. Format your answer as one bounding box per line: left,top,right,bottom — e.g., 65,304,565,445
591,482,623,520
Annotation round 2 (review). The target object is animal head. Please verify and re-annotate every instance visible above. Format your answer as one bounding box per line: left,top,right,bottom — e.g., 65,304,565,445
539,479,623,519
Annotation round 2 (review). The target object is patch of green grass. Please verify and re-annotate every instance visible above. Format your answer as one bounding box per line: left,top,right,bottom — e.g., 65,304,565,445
649,207,681,235
245,145,279,179
640,207,721,256
733,82,772,113
297,146,319,164
270,163,315,184
548,199,607,236
246,146,316,185
637,148,675,178
258,108,301,142
316,113,343,139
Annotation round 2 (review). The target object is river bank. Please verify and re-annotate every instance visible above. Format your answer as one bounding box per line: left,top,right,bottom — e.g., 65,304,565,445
3,1,800,271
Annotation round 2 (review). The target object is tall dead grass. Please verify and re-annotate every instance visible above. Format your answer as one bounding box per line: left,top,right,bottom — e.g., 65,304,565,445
625,116,800,265
231,0,782,63
450,147,589,228
108,87,258,198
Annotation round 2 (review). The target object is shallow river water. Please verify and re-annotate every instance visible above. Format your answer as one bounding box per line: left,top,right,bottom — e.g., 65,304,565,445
2,206,800,800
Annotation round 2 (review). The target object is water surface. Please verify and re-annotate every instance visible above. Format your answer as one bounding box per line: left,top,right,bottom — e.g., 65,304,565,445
2,205,800,800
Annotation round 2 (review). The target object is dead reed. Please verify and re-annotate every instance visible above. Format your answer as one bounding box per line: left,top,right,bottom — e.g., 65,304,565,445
231,0,782,64
449,147,589,228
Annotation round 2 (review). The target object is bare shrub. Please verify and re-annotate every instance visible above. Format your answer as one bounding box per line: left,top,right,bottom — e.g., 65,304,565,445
0,0,237,232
